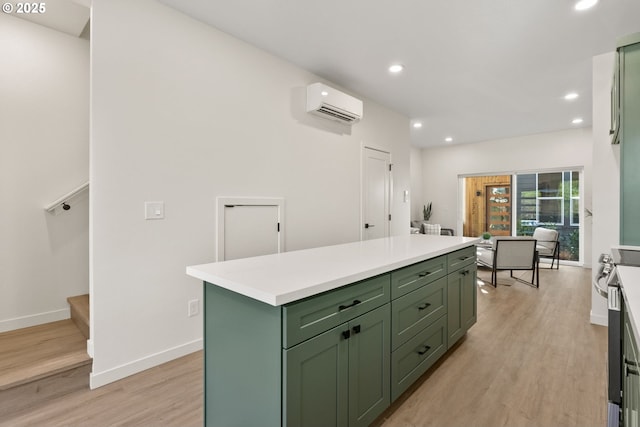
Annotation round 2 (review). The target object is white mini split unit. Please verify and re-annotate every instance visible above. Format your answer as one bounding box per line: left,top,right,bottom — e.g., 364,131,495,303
306,82,363,124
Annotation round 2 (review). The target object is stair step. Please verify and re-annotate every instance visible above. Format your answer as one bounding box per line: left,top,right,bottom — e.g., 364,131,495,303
67,294,89,339
0,319,91,391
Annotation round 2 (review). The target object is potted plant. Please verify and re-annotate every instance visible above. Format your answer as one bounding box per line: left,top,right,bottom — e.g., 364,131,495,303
423,202,432,222
481,232,491,242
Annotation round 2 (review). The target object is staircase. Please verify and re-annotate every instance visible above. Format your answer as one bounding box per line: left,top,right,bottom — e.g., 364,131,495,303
0,295,91,418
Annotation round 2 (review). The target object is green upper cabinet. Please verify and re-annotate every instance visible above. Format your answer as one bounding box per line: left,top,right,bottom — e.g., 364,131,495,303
619,34,640,245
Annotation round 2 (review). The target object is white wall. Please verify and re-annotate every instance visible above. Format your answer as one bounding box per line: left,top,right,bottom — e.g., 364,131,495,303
590,51,619,326
0,15,89,332
414,128,593,265
90,0,410,387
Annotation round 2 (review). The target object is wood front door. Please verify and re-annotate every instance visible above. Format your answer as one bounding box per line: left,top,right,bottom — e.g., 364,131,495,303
485,185,511,236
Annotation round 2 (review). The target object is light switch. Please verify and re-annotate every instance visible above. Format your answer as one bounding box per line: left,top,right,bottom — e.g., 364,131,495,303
145,201,165,220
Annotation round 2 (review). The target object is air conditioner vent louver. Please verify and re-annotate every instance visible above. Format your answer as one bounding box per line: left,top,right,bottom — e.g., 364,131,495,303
306,83,363,124
317,105,358,123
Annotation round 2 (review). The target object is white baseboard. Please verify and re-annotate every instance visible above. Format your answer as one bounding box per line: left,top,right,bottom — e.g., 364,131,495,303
590,311,608,326
89,338,203,389
86,339,94,358
0,308,70,333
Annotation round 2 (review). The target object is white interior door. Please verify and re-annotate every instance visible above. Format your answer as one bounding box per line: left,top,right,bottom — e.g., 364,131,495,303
217,198,284,261
362,147,391,240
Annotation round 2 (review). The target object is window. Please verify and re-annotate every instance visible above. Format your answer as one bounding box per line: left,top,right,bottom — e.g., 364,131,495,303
537,172,563,224
515,170,580,261
570,171,580,226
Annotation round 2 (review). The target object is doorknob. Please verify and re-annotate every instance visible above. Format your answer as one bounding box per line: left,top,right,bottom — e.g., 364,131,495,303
365,223,376,229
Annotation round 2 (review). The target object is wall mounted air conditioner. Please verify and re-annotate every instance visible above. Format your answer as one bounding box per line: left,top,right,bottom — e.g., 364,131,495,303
306,82,363,124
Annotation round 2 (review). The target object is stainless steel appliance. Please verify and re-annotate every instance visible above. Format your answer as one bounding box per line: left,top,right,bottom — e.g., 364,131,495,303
595,253,622,427
596,247,640,427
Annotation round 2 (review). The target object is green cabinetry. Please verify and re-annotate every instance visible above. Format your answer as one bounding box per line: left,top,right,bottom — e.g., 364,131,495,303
284,299,391,427
446,246,478,348
618,33,640,245
623,305,640,427
203,244,477,427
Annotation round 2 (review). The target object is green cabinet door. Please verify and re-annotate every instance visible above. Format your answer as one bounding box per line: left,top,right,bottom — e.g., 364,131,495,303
447,264,477,349
284,304,390,427
462,265,478,331
348,305,390,427
284,324,349,427
620,39,640,245
623,307,640,427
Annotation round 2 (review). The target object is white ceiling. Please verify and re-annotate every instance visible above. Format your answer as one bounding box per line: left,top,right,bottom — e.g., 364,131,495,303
9,0,89,38
13,1,639,147
160,0,640,147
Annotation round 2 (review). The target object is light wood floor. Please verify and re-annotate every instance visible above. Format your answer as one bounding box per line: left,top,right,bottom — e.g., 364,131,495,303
0,265,606,427
0,319,91,390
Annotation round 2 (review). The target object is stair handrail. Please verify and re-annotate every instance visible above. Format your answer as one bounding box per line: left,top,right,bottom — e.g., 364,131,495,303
44,181,90,213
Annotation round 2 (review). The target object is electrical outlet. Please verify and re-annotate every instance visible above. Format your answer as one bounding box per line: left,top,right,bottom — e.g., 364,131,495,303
188,299,199,317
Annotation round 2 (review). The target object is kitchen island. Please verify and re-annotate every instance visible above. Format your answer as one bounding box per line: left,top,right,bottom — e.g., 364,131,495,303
187,234,480,427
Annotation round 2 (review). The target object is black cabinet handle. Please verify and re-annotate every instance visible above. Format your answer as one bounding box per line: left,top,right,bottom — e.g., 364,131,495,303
352,325,361,334
460,269,470,276
339,299,361,311
625,358,640,367
459,256,474,261
626,365,639,377
417,302,431,311
418,271,431,277
417,345,431,355
342,330,351,340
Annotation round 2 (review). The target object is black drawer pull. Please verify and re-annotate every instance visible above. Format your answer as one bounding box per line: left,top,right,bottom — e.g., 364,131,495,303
460,269,470,276
417,302,431,311
459,256,474,261
352,325,361,334
342,330,351,340
417,345,431,355
339,299,361,311
625,358,640,367
418,271,432,277
626,365,639,377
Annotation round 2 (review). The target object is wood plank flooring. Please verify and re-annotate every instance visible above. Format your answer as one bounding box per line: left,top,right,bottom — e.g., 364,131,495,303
0,265,606,427
0,319,91,391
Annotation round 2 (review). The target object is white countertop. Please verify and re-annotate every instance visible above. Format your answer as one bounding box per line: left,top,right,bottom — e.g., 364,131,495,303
187,234,480,306
617,265,640,344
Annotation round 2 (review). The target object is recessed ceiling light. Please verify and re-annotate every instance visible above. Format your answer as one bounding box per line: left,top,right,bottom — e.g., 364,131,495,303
413,122,423,129
564,92,579,100
445,137,453,142
575,0,597,11
389,64,404,74
572,118,584,124
320,90,329,96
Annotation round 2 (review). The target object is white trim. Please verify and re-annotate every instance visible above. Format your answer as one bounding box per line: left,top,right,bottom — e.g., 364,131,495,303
89,339,203,389
0,307,70,333
590,311,608,326
216,197,285,262
87,339,94,358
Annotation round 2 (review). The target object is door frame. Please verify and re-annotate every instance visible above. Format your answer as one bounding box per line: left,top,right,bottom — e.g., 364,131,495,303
216,197,285,261
360,145,392,241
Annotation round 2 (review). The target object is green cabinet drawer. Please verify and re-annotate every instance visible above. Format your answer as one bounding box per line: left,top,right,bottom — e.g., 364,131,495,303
391,276,446,351
447,246,476,271
390,314,447,401
390,255,447,299
282,274,391,348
